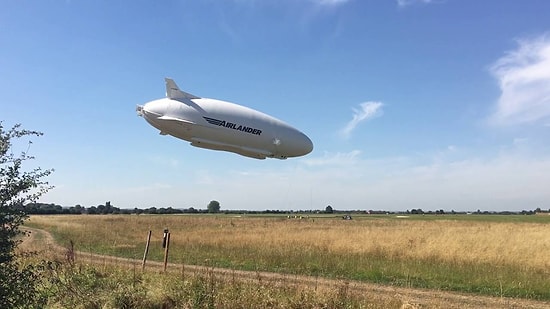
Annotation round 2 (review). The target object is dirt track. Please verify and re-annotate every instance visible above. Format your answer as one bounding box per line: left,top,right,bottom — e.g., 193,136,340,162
20,227,550,309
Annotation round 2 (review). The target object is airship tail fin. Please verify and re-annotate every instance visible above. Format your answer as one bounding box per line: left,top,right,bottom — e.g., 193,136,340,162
165,78,201,100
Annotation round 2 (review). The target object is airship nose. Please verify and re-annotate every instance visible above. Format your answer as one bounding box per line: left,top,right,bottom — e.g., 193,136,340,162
286,131,313,157
142,100,168,117
301,133,314,155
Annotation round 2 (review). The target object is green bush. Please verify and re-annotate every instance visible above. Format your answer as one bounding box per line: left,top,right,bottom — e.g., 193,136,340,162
0,122,53,308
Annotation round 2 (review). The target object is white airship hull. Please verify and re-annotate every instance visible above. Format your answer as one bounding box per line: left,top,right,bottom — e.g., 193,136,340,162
137,79,313,160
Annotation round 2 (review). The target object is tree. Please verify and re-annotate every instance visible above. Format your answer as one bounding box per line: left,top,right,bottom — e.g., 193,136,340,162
1,122,53,307
325,205,333,214
207,200,220,213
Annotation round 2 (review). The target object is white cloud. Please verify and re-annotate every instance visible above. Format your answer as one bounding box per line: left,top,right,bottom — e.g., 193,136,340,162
232,0,351,6
194,170,215,185
297,143,550,211
310,0,351,6
41,141,550,211
128,183,173,192
303,150,361,166
148,155,180,168
340,101,383,139
397,0,438,8
489,34,550,126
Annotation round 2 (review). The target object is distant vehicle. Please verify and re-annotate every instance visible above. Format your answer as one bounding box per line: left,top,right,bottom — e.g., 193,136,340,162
137,78,313,160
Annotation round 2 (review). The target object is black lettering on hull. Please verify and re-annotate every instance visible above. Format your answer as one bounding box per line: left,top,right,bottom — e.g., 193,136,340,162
203,117,262,136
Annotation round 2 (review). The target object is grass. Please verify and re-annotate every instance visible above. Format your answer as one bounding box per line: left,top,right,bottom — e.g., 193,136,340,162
17,234,401,308
25,214,550,300
32,260,399,309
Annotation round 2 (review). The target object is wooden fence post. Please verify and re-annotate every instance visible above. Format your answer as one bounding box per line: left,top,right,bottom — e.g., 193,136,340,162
163,232,171,272
142,230,152,271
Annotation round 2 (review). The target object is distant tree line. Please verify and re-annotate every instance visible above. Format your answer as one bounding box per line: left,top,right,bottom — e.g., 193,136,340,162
21,202,215,215
20,202,548,216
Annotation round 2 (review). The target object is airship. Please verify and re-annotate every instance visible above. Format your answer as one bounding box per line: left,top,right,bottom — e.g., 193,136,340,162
136,78,313,160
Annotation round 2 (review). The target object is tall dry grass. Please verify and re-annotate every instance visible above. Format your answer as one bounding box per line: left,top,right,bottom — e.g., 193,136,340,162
26,214,550,299
26,214,550,268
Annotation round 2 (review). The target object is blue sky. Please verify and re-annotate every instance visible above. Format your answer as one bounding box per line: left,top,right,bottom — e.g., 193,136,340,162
2,0,550,211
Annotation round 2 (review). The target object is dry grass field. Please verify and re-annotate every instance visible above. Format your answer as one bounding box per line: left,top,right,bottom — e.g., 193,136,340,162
26,214,550,301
